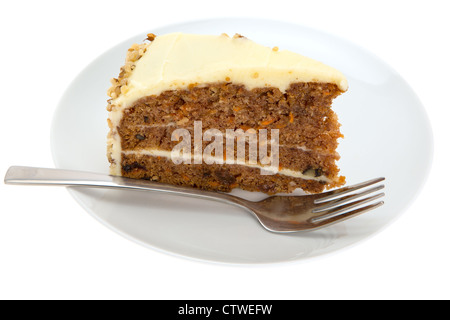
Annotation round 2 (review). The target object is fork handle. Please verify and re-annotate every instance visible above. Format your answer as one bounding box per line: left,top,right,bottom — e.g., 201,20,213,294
4,166,251,209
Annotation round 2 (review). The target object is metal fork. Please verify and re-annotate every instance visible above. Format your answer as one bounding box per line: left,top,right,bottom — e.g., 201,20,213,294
4,166,385,233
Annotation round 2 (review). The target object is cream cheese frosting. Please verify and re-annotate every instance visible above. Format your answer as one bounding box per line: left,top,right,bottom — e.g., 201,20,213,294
112,32,348,109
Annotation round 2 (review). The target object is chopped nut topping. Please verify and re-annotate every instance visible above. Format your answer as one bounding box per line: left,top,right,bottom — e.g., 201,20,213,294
146,33,156,42
106,41,149,108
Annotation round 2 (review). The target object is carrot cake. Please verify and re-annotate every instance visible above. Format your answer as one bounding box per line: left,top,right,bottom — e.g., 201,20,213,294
107,32,347,194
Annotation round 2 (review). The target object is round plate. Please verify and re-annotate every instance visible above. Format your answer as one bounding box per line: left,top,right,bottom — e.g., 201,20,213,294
50,18,433,264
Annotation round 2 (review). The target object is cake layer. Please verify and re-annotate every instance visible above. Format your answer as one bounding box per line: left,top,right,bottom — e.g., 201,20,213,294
108,81,345,186
117,82,343,152
120,152,335,194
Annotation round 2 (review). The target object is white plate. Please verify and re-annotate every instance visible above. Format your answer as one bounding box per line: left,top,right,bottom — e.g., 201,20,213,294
50,18,433,264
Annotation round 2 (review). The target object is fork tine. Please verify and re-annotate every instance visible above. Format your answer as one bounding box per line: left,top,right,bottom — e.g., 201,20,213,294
312,184,385,213
314,177,385,204
311,192,385,223
311,201,385,227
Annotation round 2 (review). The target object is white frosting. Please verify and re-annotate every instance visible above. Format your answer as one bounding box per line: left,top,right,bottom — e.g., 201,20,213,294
113,32,348,108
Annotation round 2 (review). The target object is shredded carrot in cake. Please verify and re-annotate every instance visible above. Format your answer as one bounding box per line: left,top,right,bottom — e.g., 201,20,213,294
260,119,275,126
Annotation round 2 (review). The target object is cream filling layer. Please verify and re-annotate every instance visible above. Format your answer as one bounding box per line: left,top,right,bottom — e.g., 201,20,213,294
121,149,331,183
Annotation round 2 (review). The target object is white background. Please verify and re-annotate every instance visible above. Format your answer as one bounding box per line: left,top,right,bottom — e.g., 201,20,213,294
1,0,449,300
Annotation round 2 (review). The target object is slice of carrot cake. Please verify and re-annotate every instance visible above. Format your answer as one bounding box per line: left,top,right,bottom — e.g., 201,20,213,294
107,32,347,194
